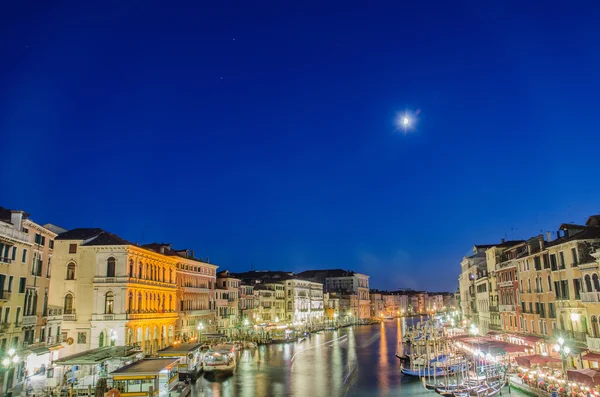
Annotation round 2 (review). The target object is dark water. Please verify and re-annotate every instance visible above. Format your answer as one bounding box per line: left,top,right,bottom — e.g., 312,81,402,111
194,319,528,397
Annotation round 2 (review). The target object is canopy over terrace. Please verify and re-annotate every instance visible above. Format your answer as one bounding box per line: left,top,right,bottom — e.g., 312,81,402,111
455,336,529,355
515,354,562,368
54,346,140,366
567,368,600,388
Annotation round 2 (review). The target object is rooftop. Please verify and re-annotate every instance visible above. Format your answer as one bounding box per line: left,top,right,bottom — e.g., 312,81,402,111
110,358,179,376
55,346,138,366
55,228,106,241
157,343,202,355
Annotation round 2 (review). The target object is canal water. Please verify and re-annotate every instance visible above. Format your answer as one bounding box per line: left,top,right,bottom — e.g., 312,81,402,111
194,318,529,397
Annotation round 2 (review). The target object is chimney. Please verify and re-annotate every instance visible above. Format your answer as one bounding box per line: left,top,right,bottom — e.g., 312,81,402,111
10,210,25,231
160,246,165,254
501,238,505,243
546,231,552,242
191,250,194,259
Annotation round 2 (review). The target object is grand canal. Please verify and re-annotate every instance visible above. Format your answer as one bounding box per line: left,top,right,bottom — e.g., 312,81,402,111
194,318,530,397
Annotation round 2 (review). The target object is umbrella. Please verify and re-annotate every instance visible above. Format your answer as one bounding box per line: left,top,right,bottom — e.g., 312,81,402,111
515,355,562,368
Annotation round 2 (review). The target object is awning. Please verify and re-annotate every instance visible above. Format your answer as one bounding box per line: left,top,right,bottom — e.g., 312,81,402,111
508,333,543,344
515,354,562,368
567,369,600,387
28,346,50,356
583,352,600,362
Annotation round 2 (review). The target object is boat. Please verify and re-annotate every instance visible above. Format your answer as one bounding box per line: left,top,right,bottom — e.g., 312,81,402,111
202,349,236,375
451,379,505,397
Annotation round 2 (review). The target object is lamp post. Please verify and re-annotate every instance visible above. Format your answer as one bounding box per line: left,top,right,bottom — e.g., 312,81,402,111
197,323,204,342
2,348,19,397
554,337,571,380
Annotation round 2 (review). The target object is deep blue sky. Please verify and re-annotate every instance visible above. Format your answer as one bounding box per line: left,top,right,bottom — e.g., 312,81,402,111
3,1,600,292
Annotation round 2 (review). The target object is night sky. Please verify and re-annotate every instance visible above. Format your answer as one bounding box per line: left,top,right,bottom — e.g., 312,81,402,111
3,1,600,292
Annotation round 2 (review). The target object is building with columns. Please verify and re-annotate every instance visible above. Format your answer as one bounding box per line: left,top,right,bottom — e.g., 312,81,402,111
50,229,179,358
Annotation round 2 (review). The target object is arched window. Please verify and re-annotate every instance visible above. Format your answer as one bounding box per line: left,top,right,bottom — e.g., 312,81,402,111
162,268,166,282
146,264,150,280
107,257,116,277
548,276,552,291
129,260,134,277
594,274,600,292
592,316,599,338
105,292,114,314
99,332,105,348
64,294,74,314
139,263,143,279
128,292,133,313
138,293,143,311
586,275,593,292
66,263,76,280
169,269,173,283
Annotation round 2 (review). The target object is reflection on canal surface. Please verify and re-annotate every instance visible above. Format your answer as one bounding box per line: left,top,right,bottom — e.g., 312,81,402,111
193,318,529,397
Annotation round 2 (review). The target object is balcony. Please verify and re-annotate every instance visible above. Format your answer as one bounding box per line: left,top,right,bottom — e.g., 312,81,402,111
499,304,516,312
183,309,211,316
0,225,30,244
498,281,514,288
489,305,499,312
0,257,11,265
582,292,600,303
22,315,37,326
0,323,9,332
94,276,176,289
0,291,11,301
587,335,600,352
126,311,177,320
63,313,77,321
183,286,211,294
46,307,63,321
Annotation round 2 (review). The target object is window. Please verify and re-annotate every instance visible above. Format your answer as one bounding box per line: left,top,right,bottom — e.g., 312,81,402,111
46,257,51,277
107,257,116,277
105,292,114,314
77,332,86,344
22,249,27,263
11,247,16,261
66,263,75,280
550,254,557,271
18,278,26,293
49,240,54,249
572,248,579,265
594,274,600,291
3,307,9,324
15,308,20,326
129,260,133,277
64,294,74,314
559,252,565,268
69,244,77,254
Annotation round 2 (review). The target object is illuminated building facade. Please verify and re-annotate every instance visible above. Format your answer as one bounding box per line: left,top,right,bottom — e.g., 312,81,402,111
50,229,178,357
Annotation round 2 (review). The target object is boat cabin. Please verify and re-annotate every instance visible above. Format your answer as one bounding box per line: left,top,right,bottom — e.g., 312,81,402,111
109,358,179,397
156,343,203,380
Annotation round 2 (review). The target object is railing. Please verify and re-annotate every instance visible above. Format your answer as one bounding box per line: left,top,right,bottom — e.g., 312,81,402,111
587,335,600,352
499,304,516,312
22,315,37,326
571,262,579,268
489,305,499,312
93,276,176,288
0,323,9,332
126,311,177,320
0,291,11,301
572,331,587,342
0,226,30,243
63,314,77,321
582,292,600,303
183,286,211,293
0,257,11,265
498,281,514,288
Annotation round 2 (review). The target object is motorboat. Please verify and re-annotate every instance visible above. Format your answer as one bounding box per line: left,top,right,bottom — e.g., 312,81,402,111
202,349,236,375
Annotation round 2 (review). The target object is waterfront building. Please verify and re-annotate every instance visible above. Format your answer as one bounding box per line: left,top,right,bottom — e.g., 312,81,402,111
239,283,255,324
151,244,219,340
0,207,60,389
253,285,277,323
458,245,492,325
264,281,286,322
216,271,240,336
483,241,524,331
49,228,178,358
284,278,324,326
382,293,400,317
370,291,384,318
546,223,600,350
295,269,371,320
426,294,444,313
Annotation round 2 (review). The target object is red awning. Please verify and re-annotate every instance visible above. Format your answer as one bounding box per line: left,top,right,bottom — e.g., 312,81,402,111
515,354,562,368
502,344,528,353
508,333,542,344
583,352,600,362
567,369,600,387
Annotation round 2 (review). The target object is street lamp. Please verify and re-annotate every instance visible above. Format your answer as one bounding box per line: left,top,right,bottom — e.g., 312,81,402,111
2,348,19,397
554,337,571,379
197,323,204,342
